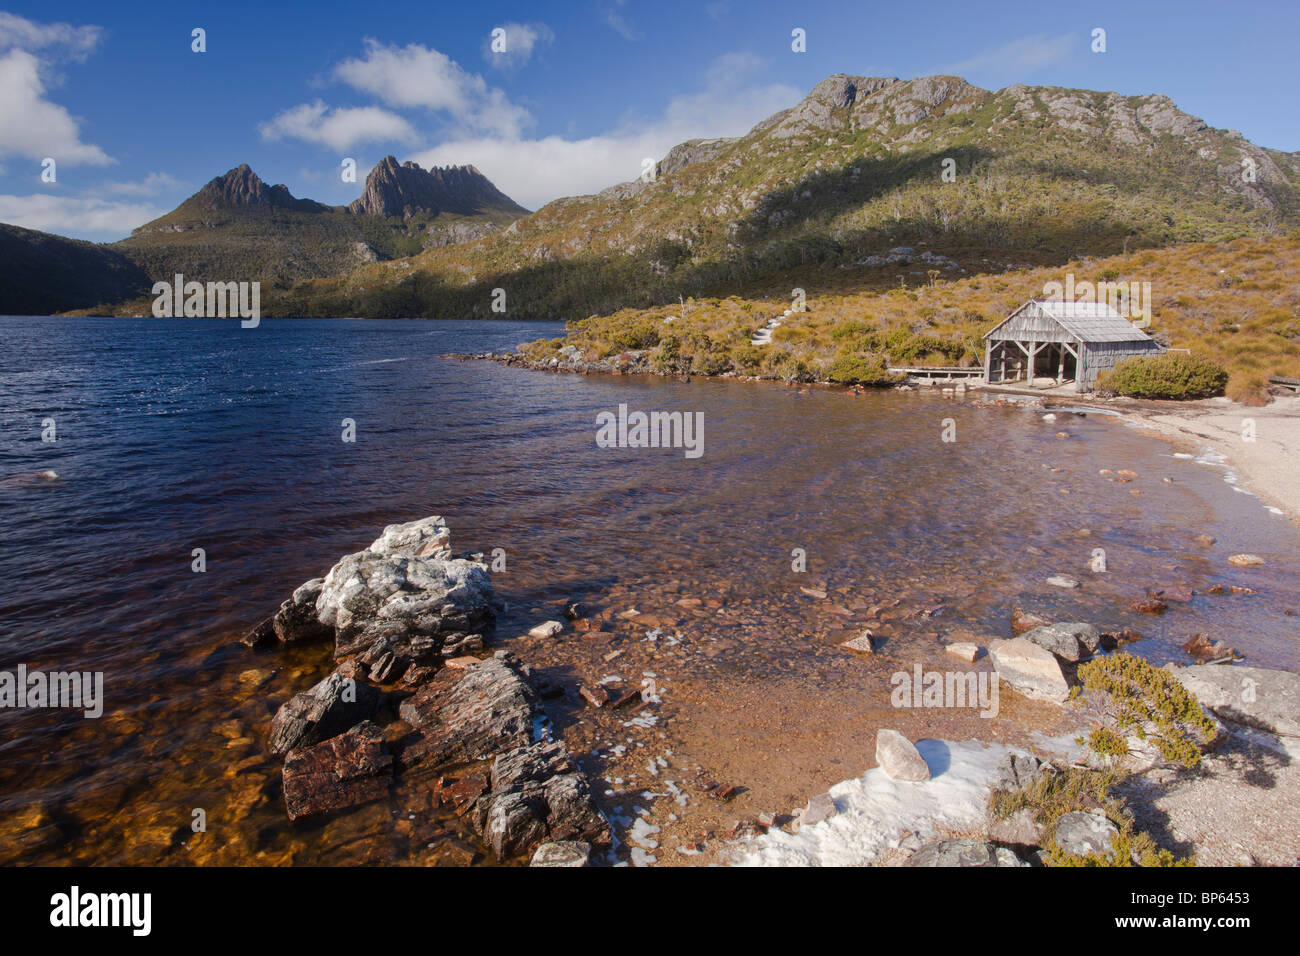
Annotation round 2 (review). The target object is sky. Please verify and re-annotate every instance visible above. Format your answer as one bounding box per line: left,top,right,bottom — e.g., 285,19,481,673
1,0,1297,243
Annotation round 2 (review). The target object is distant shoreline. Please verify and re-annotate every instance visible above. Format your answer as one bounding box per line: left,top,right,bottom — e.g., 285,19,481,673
454,348,1299,526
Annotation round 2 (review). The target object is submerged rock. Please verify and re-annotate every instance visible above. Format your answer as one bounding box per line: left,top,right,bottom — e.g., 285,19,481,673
530,841,592,867
1010,607,1056,634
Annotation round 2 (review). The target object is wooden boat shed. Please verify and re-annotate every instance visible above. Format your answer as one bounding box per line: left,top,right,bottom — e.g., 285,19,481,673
983,299,1165,392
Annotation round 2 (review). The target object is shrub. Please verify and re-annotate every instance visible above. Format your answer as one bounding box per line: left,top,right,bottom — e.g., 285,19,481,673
825,351,899,385
1096,352,1228,400
1077,652,1218,768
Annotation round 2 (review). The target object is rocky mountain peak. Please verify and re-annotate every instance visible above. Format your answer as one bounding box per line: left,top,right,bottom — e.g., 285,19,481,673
348,156,527,220
196,164,304,209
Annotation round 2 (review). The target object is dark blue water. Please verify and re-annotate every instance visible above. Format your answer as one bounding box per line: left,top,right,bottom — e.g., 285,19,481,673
1,316,1297,864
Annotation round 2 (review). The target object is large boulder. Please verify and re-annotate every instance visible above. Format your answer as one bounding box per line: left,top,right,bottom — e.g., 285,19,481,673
1022,622,1101,662
1171,665,1300,738
989,638,1072,703
282,720,393,821
268,668,381,755
875,729,931,781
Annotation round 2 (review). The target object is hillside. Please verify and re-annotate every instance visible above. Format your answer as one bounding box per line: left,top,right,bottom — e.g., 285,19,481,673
271,74,1300,319
111,159,528,289
0,223,151,316
515,233,1300,404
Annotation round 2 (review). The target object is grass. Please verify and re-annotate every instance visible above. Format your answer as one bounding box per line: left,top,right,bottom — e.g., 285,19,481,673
513,234,1300,401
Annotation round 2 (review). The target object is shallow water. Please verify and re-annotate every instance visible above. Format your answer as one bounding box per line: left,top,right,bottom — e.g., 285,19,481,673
1,316,1297,865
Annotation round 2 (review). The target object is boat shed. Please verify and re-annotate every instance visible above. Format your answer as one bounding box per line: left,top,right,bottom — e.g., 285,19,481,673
983,299,1165,392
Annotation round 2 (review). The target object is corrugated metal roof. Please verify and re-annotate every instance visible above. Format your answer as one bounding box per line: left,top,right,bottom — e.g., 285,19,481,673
1035,299,1156,342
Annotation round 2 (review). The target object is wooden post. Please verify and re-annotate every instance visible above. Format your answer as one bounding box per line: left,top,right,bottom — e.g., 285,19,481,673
1056,345,1065,384
983,340,993,384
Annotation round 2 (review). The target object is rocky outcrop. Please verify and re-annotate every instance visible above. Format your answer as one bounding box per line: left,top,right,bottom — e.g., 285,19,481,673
1171,665,1300,738
398,653,609,859
268,667,381,755
191,164,326,213
397,656,536,768
248,515,500,677
282,720,393,821
348,156,527,220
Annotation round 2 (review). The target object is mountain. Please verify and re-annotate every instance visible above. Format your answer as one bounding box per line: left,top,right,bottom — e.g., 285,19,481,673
109,159,528,290
0,223,151,316
349,156,527,219
273,74,1300,319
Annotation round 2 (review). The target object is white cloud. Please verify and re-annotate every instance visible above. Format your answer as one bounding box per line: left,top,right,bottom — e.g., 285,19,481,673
333,38,529,137
603,0,641,41
0,11,101,59
483,22,554,69
0,193,163,238
100,172,182,196
0,48,111,165
941,33,1076,80
409,53,800,209
258,99,419,151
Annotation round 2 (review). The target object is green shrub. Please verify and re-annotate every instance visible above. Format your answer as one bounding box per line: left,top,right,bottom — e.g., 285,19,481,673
1077,652,1218,768
825,351,899,385
1096,352,1228,399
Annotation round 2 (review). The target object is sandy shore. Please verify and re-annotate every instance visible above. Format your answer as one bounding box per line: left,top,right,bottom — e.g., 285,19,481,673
1117,395,1300,524
972,382,1300,524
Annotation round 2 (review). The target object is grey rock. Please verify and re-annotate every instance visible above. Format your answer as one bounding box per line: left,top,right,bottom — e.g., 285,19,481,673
802,792,838,826
1054,811,1118,858
993,752,1045,792
530,841,592,867
1022,622,1102,662
272,577,332,644
268,668,381,755
875,729,931,781
989,637,1073,702
906,838,1025,867
989,808,1044,847
1171,665,1300,738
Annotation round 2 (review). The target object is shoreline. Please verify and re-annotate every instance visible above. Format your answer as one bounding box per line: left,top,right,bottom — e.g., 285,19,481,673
454,350,1299,526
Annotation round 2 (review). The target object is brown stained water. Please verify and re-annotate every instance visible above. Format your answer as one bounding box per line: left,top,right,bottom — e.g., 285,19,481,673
1,317,1297,865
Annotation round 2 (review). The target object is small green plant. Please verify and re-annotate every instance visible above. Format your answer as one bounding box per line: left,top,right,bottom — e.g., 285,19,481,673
1096,352,1229,400
1077,652,1217,768
990,764,1193,867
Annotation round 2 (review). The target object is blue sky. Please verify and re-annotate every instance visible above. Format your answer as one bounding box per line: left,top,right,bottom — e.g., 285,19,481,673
1,0,1296,242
